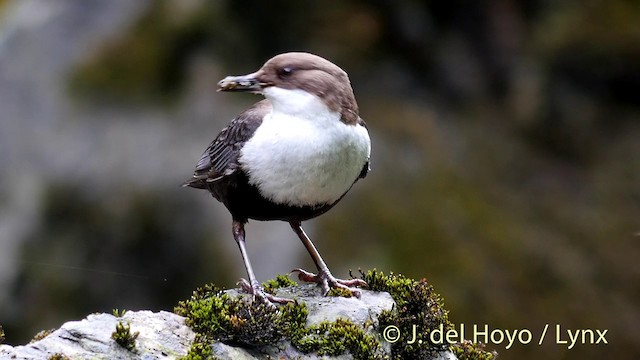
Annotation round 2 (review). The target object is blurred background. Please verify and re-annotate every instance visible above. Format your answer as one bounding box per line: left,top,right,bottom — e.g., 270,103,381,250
0,0,638,359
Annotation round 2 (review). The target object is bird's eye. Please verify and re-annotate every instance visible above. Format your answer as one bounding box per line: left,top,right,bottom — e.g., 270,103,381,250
278,66,294,78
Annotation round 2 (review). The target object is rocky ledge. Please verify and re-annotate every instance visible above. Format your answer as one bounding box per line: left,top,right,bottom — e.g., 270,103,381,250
0,271,495,359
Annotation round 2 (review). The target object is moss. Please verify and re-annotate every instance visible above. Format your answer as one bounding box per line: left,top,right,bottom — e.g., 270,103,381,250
48,354,71,360
179,334,217,360
295,318,386,359
175,284,307,348
110,308,141,352
360,269,450,358
176,270,496,360
0,325,4,344
112,308,128,317
359,269,496,360
262,274,297,295
30,329,56,343
111,321,139,352
174,282,380,359
452,340,498,360
327,287,355,298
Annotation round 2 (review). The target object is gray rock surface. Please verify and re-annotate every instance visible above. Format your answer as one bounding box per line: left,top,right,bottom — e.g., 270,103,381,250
0,310,194,359
0,286,459,359
219,285,396,360
230,284,396,327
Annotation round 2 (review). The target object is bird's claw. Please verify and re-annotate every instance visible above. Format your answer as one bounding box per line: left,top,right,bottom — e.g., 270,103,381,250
237,278,294,305
291,268,367,298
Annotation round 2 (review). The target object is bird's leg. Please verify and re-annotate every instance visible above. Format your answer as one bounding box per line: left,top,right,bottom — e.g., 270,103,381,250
289,221,367,297
232,220,293,305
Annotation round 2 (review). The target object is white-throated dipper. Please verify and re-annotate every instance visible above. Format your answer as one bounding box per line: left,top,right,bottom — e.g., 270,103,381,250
184,52,371,304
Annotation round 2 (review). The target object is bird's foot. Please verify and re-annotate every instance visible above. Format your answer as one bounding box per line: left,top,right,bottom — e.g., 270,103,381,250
238,278,294,305
291,268,367,298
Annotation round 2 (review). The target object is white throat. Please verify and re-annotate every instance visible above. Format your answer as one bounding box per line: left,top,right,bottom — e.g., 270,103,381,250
263,87,332,119
239,87,371,206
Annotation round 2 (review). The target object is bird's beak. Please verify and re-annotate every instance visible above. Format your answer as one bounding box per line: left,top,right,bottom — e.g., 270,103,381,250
217,71,265,93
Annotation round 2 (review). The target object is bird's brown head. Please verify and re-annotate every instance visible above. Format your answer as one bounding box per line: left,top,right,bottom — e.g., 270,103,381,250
218,52,359,124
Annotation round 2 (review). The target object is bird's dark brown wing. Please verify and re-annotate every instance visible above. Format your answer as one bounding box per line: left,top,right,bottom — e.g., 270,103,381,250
357,117,370,179
183,100,271,189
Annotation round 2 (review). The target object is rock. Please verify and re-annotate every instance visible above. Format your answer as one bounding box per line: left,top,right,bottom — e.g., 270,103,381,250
0,284,463,359
0,311,194,360
204,286,460,360
215,284,398,360
229,284,395,327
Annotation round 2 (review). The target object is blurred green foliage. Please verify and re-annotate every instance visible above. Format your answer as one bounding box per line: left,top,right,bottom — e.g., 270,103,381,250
9,183,233,342
69,1,215,105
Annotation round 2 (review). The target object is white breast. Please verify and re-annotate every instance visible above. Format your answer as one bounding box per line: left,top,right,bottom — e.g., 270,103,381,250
239,88,371,207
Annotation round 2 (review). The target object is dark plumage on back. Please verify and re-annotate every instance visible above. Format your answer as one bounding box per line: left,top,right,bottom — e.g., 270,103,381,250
183,100,270,190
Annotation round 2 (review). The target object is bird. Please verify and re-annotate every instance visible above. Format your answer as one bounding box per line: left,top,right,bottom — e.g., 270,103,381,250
183,52,371,304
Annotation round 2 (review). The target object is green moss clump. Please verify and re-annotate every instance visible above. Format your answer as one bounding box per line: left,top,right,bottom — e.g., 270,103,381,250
30,329,56,343
360,269,450,358
295,318,385,359
452,340,497,360
179,334,216,360
358,269,416,306
176,271,495,360
48,354,71,360
175,284,307,347
111,321,139,352
327,287,355,298
0,325,4,344
112,308,128,317
175,282,383,359
359,269,495,360
262,274,297,295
